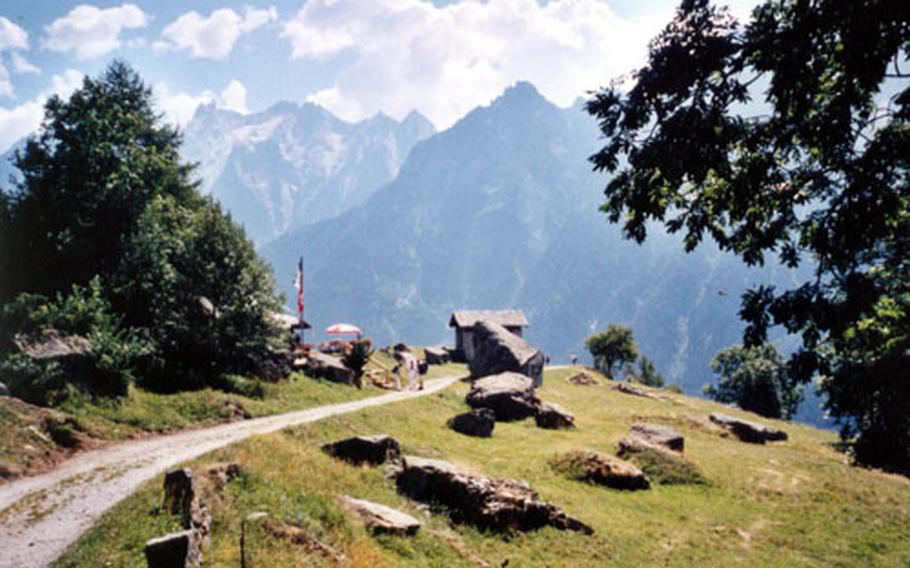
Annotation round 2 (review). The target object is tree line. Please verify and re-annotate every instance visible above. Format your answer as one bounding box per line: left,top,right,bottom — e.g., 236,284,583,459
0,62,283,404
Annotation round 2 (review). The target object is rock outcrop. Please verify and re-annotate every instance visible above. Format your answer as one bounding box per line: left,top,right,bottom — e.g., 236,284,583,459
550,451,650,490
395,455,593,534
145,530,201,568
341,496,421,536
298,351,355,384
625,423,685,453
469,321,545,387
466,372,541,421
709,413,789,444
535,402,575,430
448,408,496,438
566,372,599,386
612,382,657,399
321,434,402,465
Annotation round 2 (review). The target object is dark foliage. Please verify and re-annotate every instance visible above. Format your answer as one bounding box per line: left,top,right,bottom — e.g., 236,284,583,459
0,62,283,398
704,343,802,419
588,0,910,472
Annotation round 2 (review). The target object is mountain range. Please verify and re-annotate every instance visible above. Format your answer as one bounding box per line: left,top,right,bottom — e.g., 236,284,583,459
0,82,826,425
181,101,436,244
256,82,823,424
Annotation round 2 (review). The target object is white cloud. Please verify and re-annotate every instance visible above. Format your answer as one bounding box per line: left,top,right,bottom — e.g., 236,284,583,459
157,6,277,59
0,17,28,51
0,69,84,151
43,4,148,60
10,52,40,75
0,17,34,98
220,79,248,114
282,0,663,128
154,82,214,127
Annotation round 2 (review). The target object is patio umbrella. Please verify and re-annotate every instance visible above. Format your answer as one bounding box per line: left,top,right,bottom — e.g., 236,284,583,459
325,323,363,336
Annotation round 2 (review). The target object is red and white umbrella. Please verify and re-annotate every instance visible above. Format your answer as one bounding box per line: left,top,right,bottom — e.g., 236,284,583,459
325,323,363,336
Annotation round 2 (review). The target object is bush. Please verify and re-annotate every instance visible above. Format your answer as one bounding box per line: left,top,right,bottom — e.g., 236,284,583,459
1,353,67,406
343,339,373,389
620,446,706,486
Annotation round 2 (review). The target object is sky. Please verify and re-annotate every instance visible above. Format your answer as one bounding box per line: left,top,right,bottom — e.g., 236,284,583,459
0,0,760,150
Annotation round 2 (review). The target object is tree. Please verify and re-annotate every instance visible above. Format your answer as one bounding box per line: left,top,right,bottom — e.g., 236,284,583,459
2,61,195,302
114,195,282,391
705,343,802,419
638,355,665,388
587,1,910,471
1,61,283,393
586,324,639,378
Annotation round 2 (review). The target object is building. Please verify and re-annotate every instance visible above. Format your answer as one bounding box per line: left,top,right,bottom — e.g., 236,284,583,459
449,309,529,362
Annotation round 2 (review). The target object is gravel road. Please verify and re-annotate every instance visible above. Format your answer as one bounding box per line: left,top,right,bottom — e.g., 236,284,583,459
0,375,461,568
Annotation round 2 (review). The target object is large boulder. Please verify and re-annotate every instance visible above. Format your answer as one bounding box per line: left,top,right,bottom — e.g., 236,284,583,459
709,413,789,444
424,346,450,365
321,434,402,465
535,402,575,430
341,496,421,536
300,351,355,384
11,329,95,399
145,530,201,568
469,321,545,387
395,456,592,534
550,451,650,490
625,423,685,453
448,408,496,437
466,372,541,421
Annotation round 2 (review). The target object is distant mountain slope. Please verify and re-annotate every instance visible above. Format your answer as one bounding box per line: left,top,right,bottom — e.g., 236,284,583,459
181,102,435,245
261,82,825,423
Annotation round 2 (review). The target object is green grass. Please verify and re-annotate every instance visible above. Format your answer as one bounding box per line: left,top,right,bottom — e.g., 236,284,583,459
56,367,910,567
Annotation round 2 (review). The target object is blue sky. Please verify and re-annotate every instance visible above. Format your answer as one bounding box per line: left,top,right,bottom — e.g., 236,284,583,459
0,0,759,150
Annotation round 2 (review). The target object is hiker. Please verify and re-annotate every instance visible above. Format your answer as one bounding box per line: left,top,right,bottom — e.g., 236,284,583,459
403,351,420,390
571,353,578,366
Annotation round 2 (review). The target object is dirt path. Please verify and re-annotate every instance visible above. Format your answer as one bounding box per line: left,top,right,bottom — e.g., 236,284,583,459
0,375,461,568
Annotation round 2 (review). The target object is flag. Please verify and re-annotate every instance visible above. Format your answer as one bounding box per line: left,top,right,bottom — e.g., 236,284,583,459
294,256,304,319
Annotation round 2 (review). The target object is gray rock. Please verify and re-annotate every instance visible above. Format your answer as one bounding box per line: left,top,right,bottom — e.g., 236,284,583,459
0,381,8,396
13,329,93,389
144,530,201,568
535,402,575,430
627,423,685,453
612,382,657,399
448,408,496,437
163,468,195,524
322,434,402,465
469,321,545,387
341,496,421,536
301,351,355,384
424,346,450,365
566,372,599,386
709,413,789,444
552,450,650,490
466,372,541,421
395,455,592,534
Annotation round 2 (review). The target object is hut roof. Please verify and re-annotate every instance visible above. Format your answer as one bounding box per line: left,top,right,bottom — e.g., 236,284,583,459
449,310,529,329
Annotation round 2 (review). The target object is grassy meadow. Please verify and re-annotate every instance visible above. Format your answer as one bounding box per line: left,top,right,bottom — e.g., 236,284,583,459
53,367,910,567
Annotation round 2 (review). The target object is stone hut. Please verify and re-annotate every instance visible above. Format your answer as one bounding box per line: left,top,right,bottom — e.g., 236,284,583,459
449,310,529,362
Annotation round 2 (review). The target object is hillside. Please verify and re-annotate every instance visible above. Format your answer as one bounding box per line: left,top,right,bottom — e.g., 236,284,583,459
260,83,818,421
56,367,910,567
